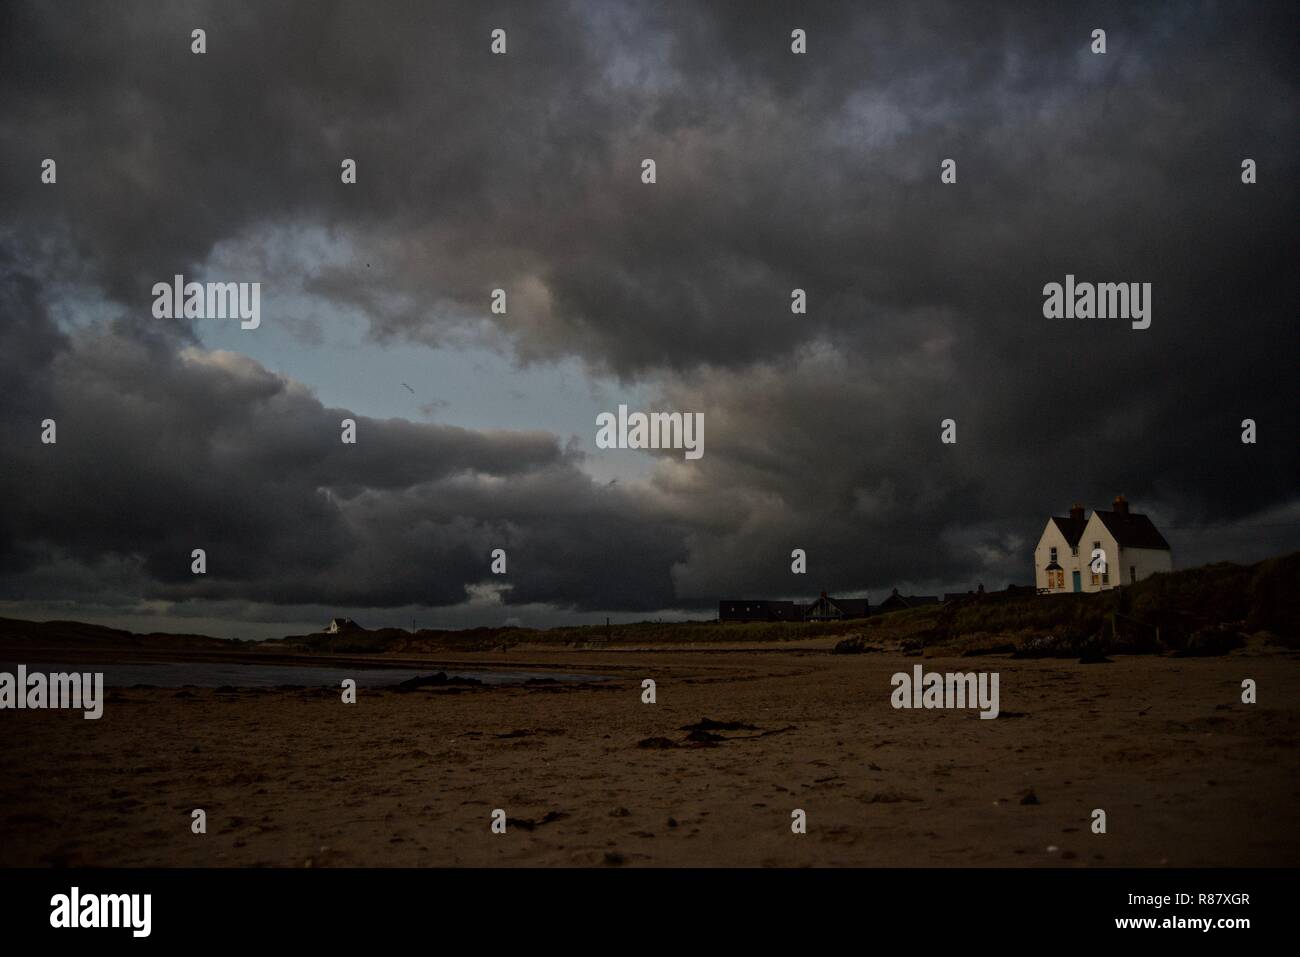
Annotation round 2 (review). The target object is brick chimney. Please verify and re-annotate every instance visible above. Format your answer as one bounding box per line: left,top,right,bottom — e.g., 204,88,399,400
1112,494,1129,514
1069,503,1085,522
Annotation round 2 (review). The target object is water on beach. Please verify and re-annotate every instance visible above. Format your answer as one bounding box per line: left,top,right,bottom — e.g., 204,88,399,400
3,661,607,689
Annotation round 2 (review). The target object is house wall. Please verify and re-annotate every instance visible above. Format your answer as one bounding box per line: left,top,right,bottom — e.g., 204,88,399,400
1078,517,1120,592
1077,516,1173,591
1033,520,1082,593
1116,545,1173,585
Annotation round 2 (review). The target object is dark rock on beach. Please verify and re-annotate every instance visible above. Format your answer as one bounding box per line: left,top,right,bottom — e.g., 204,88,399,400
679,718,758,732
831,635,879,654
393,672,483,691
506,810,567,831
684,729,724,745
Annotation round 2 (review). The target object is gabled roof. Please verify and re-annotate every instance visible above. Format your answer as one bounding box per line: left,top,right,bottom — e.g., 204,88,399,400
1048,516,1087,547
803,595,839,614
1094,510,1170,550
832,598,870,616
880,590,939,608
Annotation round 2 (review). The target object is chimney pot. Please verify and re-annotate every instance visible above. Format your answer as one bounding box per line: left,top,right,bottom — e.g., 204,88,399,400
1113,494,1129,514
1069,503,1085,522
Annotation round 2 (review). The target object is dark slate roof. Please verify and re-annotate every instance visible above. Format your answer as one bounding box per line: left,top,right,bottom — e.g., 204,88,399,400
1044,561,1062,571
1095,510,1171,550
831,598,870,616
1049,516,1088,547
881,592,940,608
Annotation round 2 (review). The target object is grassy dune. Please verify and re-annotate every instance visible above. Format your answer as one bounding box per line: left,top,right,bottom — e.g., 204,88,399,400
3,553,1292,658
265,552,1298,657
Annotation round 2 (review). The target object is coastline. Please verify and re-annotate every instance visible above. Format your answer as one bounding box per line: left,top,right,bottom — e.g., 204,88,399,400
3,642,1296,867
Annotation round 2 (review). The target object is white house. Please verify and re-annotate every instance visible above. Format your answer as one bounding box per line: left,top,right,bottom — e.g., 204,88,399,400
1034,495,1172,594
1034,503,1087,593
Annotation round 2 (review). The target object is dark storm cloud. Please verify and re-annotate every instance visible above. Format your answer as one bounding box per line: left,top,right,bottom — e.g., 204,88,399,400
0,0,1297,617
0,255,689,611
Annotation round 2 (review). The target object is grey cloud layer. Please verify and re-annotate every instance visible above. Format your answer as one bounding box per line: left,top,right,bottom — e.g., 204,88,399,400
1,1,1297,618
0,258,688,611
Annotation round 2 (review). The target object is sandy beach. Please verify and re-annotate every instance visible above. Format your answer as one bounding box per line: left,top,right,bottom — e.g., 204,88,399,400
3,642,1297,867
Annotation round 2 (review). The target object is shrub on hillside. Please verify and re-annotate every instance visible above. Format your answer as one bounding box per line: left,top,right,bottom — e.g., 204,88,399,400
1247,552,1300,635
832,634,877,654
1171,625,1246,657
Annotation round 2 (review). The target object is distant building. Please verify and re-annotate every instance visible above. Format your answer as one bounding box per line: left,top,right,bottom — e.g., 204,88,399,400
719,592,869,622
718,600,802,622
1034,495,1172,594
803,592,870,621
942,584,985,603
876,589,940,614
326,617,362,634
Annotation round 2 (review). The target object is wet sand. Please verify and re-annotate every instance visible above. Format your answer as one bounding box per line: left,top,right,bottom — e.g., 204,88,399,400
2,646,1297,867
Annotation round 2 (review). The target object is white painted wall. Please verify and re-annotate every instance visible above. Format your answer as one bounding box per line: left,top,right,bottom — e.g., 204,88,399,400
1078,514,1173,591
1033,520,1083,593
1079,516,1119,592
1117,545,1174,585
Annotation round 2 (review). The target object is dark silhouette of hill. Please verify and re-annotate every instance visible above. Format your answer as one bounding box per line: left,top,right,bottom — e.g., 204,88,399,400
1,552,1294,658
0,616,241,651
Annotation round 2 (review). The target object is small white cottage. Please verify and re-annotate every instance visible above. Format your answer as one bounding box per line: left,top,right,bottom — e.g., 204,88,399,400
1034,495,1172,594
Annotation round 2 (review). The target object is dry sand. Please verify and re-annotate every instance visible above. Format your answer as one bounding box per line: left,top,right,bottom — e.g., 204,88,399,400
2,645,1297,867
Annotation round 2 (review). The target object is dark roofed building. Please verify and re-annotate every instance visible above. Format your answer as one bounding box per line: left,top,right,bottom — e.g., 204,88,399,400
876,589,940,614
720,593,870,622
1093,502,1171,551
834,598,871,618
804,592,870,620
1084,494,1173,587
719,600,802,622
1036,494,1173,593
1049,503,1089,549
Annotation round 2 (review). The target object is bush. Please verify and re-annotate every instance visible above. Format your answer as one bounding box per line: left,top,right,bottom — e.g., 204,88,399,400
1247,553,1300,635
831,634,877,655
1173,625,1246,657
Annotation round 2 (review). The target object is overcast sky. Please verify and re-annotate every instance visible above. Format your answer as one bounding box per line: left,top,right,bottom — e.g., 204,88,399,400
1,1,1296,638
